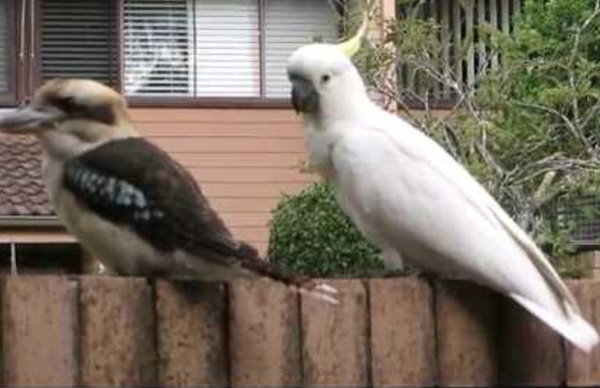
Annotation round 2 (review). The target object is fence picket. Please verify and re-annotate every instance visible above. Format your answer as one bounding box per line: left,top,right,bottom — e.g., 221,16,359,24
369,278,436,387
301,279,369,387
79,277,156,387
155,280,227,387
436,280,500,387
2,276,78,386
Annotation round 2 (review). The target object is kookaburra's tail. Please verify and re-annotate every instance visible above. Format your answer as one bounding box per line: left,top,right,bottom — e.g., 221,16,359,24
235,241,339,304
235,241,261,262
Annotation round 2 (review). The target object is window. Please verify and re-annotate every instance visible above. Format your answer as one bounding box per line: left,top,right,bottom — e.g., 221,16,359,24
123,0,337,99
397,0,522,106
39,0,118,85
265,0,338,97
0,0,339,106
123,0,191,96
191,0,259,97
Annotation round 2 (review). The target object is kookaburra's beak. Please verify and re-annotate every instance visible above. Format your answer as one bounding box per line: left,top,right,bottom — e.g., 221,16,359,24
0,104,63,134
291,77,319,114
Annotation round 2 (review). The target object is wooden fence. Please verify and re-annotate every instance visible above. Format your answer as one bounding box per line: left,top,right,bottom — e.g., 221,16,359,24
0,275,599,387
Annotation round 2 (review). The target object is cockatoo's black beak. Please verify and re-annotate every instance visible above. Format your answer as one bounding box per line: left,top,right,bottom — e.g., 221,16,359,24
290,77,319,114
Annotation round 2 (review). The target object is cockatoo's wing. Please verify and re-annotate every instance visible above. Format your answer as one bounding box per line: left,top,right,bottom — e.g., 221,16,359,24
330,116,598,352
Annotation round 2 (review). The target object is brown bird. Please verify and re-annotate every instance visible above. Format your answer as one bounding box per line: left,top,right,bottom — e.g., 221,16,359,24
0,79,336,302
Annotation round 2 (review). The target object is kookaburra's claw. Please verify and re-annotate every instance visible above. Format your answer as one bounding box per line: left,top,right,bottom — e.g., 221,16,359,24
298,286,339,305
293,279,339,305
314,283,339,295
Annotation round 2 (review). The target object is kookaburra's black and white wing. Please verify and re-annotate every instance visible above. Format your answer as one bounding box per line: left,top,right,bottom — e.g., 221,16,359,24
0,79,336,301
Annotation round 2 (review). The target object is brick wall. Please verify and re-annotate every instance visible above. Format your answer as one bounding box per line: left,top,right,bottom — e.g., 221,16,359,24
1,275,599,387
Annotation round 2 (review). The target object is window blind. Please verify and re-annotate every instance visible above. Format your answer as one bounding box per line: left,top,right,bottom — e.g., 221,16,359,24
40,0,117,86
265,0,338,98
194,0,259,97
0,0,10,93
124,0,337,98
124,0,191,96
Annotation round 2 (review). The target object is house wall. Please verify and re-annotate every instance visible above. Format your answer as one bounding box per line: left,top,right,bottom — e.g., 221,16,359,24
0,107,455,252
128,107,454,253
131,108,313,254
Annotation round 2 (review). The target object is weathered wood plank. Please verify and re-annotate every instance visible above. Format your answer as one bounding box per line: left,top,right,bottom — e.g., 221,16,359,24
566,279,600,387
211,197,281,213
201,182,307,199
186,167,312,184
169,152,305,169
152,137,305,153
436,280,499,387
80,277,156,387
131,108,298,123
140,122,302,138
155,280,227,387
369,278,437,387
2,276,78,386
301,279,369,387
229,278,301,388
499,296,564,386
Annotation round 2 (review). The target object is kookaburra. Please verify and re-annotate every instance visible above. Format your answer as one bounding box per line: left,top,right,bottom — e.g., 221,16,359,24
0,79,335,301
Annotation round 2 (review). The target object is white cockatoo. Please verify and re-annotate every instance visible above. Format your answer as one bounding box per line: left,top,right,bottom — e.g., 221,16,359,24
286,18,599,352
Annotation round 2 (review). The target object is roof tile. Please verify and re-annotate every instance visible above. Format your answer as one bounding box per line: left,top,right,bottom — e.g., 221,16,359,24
0,134,54,217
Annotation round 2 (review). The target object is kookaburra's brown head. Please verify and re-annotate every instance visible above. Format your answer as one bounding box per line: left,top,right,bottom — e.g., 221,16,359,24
0,79,138,159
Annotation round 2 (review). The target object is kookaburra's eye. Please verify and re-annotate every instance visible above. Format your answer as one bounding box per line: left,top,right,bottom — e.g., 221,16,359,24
58,96,77,113
321,74,331,83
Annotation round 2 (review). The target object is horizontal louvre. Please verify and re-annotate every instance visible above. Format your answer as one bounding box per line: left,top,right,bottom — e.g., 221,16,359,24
0,0,11,93
124,0,191,96
40,0,117,86
397,0,522,103
194,0,259,97
265,0,338,98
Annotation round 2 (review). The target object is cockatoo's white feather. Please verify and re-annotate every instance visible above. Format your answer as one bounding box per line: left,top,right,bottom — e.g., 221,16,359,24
332,118,597,351
287,43,599,352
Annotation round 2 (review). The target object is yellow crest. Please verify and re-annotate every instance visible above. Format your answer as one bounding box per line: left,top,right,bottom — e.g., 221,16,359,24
338,13,368,58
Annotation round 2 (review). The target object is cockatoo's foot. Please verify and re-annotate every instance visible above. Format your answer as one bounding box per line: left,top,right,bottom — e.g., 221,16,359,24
358,266,422,278
382,267,422,278
289,277,339,305
354,268,388,278
417,270,440,280
378,268,440,282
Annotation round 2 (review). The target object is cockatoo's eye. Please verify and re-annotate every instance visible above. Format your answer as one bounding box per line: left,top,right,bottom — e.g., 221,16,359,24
321,74,331,83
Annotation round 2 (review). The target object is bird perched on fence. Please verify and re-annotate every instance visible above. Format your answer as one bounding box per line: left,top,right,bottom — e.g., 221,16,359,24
286,16,599,351
0,78,336,302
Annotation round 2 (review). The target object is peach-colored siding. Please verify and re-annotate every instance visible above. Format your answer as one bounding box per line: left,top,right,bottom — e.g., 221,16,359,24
0,108,452,250
131,108,313,254
0,230,76,243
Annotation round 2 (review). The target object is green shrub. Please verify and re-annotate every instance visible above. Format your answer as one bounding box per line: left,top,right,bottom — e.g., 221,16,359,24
268,182,383,277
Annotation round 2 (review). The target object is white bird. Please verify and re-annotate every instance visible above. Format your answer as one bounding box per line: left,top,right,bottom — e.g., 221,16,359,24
0,79,337,303
286,18,599,351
